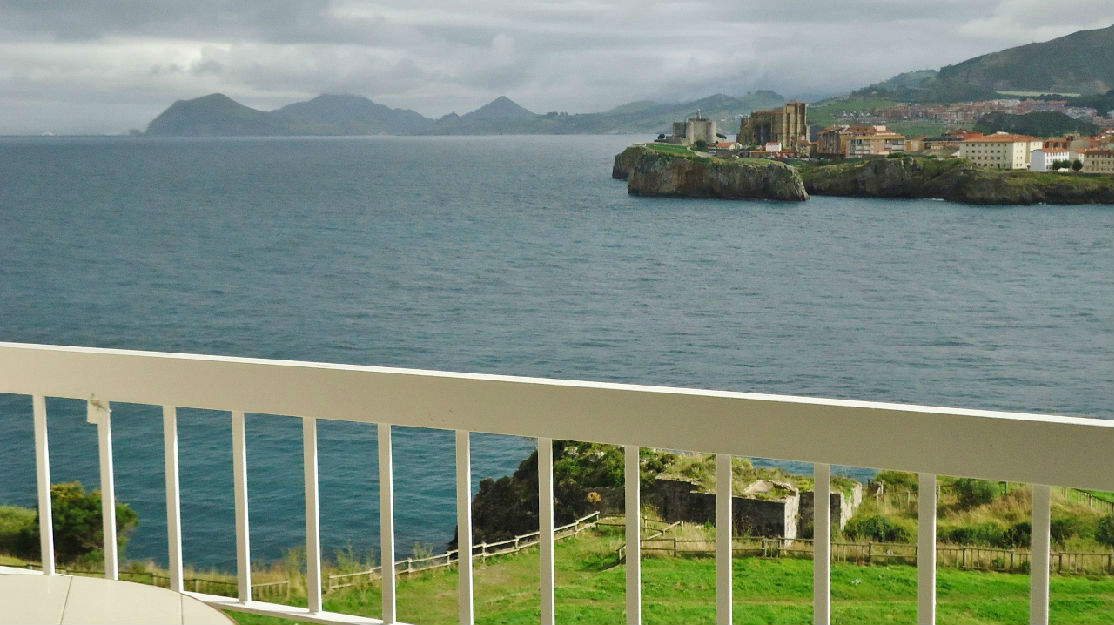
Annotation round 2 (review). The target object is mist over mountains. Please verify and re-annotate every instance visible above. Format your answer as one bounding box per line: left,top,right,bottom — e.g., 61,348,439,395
144,25,1112,137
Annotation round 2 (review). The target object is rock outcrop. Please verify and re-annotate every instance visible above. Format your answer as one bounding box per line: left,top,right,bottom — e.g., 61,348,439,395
613,145,809,201
800,157,1114,205
613,148,1112,205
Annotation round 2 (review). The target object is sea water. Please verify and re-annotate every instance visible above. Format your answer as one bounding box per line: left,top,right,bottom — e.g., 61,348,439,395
0,135,1110,569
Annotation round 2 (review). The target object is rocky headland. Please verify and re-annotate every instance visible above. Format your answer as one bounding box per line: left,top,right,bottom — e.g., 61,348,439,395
614,146,1114,205
612,145,809,201
800,157,1114,205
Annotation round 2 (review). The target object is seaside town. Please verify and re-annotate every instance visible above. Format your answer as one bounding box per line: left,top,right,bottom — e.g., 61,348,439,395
662,99,1114,174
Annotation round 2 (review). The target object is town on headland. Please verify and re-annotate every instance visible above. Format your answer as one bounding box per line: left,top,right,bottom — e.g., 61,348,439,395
613,100,1114,205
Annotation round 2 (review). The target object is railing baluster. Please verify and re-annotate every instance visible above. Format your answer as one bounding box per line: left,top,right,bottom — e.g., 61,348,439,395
379,423,397,624
232,410,252,602
813,463,830,625
539,438,555,625
716,453,732,625
32,395,55,575
88,400,117,580
918,473,937,624
1030,484,1052,625
624,445,641,625
303,417,322,613
456,430,474,624
163,406,183,592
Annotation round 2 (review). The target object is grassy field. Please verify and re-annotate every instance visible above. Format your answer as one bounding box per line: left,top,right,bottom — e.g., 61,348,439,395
225,525,1112,625
806,96,903,128
645,143,693,156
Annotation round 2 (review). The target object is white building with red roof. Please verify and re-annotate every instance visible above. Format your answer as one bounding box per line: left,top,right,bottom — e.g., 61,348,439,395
957,132,1043,170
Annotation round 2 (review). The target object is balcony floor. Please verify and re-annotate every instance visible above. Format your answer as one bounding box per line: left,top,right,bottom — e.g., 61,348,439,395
0,567,232,624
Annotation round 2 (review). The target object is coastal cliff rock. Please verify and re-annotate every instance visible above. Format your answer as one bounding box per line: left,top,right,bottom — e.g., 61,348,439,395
614,145,809,201
612,145,642,179
800,157,1114,205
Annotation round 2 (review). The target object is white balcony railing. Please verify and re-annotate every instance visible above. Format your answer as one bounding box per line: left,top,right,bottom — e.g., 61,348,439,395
0,341,1111,625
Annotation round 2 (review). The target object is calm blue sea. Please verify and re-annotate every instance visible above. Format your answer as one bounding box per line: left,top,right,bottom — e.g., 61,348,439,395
0,135,1110,569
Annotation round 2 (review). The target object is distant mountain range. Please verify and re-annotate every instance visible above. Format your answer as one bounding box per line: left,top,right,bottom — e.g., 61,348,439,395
853,25,1112,102
144,25,1112,137
143,91,788,137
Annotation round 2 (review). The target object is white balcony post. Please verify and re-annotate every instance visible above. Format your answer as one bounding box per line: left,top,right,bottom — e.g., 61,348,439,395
378,423,397,624
232,410,252,602
88,400,117,580
813,463,830,625
162,406,183,592
1030,484,1052,625
539,438,555,625
716,453,732,625
456,430,474,625
917,473,937,625
624,445,641,625
32,395,55,575
303,417,322,613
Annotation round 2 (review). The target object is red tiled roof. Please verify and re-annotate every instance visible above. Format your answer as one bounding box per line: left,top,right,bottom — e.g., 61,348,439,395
962,133,1036,143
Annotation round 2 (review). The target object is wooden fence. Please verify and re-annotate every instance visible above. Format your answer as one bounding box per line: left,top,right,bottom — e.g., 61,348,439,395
634,536,1113,575
324,512,601,592
1056,487,1114,515
42,567,291,599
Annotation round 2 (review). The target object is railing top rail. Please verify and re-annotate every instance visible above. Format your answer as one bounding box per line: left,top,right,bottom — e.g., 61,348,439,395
1,342,1111,490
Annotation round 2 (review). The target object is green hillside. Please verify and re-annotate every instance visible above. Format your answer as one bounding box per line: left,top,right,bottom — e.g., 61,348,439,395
852,25,1113,103
940,25,1113,95
973,111,1100,137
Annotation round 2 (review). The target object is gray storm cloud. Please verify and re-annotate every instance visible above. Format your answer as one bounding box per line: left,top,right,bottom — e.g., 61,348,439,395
0,0,1109,134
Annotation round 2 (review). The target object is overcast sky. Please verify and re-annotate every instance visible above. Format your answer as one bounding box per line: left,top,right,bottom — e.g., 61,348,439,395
0,1,1110,134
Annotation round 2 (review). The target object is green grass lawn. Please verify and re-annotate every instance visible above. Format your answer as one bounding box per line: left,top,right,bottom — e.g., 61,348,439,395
645,143,693,156
226,526,1113,625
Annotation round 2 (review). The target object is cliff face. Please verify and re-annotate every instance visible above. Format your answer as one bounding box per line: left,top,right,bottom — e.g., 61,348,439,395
612,145,643,179
613,146,809,201
801,157,1114,205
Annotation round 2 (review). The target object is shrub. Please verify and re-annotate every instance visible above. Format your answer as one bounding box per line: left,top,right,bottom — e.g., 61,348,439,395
952,478,998,508
843,515,911,543
47,482,139,563
1001,521,1031,548
0,506,38,557
940,522,1004,546
1096,515,1114,548
1050,517,1085,546
3,482,139,563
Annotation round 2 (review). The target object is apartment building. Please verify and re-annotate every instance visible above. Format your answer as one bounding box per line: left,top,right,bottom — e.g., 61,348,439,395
957,132,1041,170
1082,149,1114,174
817,125,906,158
